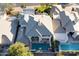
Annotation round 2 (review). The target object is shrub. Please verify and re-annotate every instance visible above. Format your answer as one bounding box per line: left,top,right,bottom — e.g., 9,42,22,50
8,42,33,56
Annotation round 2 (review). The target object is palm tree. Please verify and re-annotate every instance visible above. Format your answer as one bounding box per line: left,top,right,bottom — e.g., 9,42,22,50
51,36,60,52
53,40,60,52
51,36,55,52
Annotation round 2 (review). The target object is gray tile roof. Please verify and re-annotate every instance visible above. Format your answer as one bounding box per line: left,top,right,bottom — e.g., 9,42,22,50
25,16,52,37
25,16,38,35
18,15,52,37
27,23,52,37
18,14,27,27
55,11,75,33
16,27,30,45
36,24,52,36
59,11,70,27
64,21,75,32
54,26,66,33
23,8,35,14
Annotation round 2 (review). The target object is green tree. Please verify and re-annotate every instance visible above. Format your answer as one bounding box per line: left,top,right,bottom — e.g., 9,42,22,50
8,42,33,56
35,4,52,13
0,47,2,56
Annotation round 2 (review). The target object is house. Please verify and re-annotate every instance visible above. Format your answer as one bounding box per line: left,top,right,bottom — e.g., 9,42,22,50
17,14,54,52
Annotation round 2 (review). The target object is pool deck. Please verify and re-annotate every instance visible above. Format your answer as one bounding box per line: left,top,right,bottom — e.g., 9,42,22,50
60,50,79,52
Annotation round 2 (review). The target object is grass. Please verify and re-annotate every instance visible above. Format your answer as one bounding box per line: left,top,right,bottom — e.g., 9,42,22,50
60,50,79,52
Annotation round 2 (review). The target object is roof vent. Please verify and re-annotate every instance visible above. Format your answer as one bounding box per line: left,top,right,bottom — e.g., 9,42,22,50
38,20,42,26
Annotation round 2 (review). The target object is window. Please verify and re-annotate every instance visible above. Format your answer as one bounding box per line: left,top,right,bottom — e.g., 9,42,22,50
38,21,43,26
42,38,49,40
41,38,49,43
31,37,39,42
42,35,50,37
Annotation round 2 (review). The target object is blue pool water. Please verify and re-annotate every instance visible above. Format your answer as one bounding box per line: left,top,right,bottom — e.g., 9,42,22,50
32,43,50,51
60,43,79,50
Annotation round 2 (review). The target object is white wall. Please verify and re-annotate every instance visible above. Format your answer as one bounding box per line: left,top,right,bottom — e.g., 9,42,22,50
54,33,68,43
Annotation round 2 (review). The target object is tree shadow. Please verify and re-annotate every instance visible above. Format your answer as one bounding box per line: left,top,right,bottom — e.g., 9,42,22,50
10,18,18,43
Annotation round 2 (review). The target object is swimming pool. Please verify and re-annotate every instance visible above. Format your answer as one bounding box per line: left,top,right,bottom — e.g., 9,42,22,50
32,43,50,52
60,43,79,51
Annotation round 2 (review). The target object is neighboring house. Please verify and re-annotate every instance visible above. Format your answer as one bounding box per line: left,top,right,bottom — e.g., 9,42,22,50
51,4,79,43
64,4,79,41
0,14,18,45
50,5,69,42
49,4,79,52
